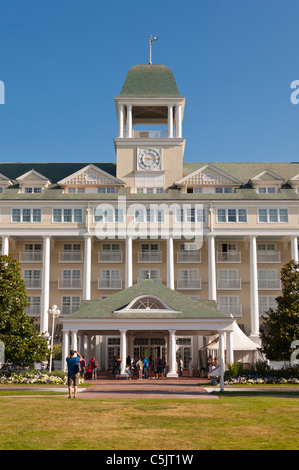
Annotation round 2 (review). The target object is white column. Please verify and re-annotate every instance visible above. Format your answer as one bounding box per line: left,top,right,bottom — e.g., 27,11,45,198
118,104,124,138
41,235,50,336
250,236,259,339
71,329,78,351
291,236,298,262
167,236,174,290
62,329,70,372
127,104,133,138
167,330,178,377
208,235,217,301
120,329,127,376
83,235,92,300
125,236,133,288
219,331,225,392
2,236,9,255
175,104,182,138
226,330,234,365
168,105,173,138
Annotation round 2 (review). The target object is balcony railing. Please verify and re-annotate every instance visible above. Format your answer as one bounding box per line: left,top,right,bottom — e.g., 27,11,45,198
138,251,162,263
24,279,42,289
177,278,201,290
19,252,43,263
58,278,82,289
177,251,201,263
217,252,241,263
217,278,242,290
98,278,122,290
132,130,168,139
258,279,282,290
217,305,243,317
98,251,123,263
137,277,162,284
25,305,41,315
61,305,80,315
257,252,281,263
59,251,83,263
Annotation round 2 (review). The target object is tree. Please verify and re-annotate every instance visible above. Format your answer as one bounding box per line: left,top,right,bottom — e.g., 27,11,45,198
0,255,49,367
260,259,299,361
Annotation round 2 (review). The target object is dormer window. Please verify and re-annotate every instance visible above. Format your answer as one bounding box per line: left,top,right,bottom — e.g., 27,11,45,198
16,170,50,194
250,170,283,194
257,187,276,194
24,187,43,194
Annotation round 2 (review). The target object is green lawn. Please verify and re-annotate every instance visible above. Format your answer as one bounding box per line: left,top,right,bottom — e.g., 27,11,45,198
0,396,298,450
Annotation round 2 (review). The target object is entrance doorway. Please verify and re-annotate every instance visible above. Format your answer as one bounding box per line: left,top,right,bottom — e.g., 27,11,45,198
176,337,192,369
133,338,166,365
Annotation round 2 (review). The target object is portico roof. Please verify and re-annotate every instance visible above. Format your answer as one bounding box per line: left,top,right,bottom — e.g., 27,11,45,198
67,278,229,320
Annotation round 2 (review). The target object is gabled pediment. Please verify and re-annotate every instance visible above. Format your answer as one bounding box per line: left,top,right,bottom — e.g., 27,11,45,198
250,170,284,185
0,173,12,187
175,164,242,187
57,164,125,187
288,173,299,188
16,169,51,185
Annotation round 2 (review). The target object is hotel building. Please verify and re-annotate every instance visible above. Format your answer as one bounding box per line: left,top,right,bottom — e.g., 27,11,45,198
0,64,298,376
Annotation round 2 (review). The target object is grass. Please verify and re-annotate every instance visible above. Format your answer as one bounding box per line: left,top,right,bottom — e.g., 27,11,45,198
0,395,298,450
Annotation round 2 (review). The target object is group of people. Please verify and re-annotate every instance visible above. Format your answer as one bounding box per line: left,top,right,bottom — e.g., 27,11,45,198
113,355,167,380
207,354,219,378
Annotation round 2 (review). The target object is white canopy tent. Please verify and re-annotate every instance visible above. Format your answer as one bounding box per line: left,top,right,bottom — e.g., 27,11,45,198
202,320,261,365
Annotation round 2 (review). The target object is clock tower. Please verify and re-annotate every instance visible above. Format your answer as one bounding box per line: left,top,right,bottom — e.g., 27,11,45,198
114,64,186,193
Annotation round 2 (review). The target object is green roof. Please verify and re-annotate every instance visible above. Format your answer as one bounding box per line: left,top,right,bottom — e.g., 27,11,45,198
68,279,228,319
118,64,182,98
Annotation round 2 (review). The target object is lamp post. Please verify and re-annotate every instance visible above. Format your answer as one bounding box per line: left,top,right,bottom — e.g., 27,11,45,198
48,305,60,373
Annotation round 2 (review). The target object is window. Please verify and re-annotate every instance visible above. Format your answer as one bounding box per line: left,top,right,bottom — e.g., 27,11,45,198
23,269,42,288
12,208,41,223
26,296,41,315
217,269,241,289
257,187,276,194
62,296,81,315
24,187,42,194
176,208,206,223
99,243,122,262
53,208,83,223
218,296,241,316
177,269,200,289
145,208,164,223
215,187,234,193
259,296,277,316
99,269,121,289
258,208,288,223
136,187,164,194
94,208,123,223
130,297,165,310
97,187,116,193
216,208,247,223
60,269,82,289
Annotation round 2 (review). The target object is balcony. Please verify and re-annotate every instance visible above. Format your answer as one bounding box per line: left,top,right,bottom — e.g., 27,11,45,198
258,279,282,290
217,305,243,317
25,304,41,315
19,252,43,263
132,130,168,139
98,278,122,290
24,279,42,289
138,251,162,263
59,251,83,263
217,252,241,263
217,278,242,290
58,278,82,289
177,251,201,263
177,278,201,290
257,251,281,263
98,251,123,263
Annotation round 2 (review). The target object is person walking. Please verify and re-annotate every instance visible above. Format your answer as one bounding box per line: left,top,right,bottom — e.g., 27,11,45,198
80,355,87,379
66,350,82,399
90,356,98,380
136,357,143,380
143,356,149,379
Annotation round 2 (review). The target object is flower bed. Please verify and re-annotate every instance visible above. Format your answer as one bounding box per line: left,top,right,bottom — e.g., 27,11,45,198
0,371,84,385
224,376,299,385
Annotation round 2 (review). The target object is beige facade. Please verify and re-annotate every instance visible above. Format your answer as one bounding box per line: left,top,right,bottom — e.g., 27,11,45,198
0,63,298,371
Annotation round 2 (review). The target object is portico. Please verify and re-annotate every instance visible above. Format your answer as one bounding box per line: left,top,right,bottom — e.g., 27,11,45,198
61,278,234,389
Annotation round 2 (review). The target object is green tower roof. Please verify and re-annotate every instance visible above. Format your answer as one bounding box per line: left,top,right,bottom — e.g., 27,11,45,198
118,64,183,98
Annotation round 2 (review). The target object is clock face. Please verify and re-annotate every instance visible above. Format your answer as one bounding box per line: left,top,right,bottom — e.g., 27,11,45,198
137,148,161,171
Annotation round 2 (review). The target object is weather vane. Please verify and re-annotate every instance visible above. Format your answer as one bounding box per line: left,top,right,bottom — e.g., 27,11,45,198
149,35,159,65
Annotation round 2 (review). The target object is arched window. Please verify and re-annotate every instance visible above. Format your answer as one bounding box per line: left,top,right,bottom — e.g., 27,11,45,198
130,296,166,310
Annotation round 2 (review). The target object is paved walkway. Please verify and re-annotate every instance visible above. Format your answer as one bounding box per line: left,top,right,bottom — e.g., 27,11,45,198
78,377,219,399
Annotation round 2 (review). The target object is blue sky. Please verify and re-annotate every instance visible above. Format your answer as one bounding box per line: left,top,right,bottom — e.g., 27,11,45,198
0,0,299,164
